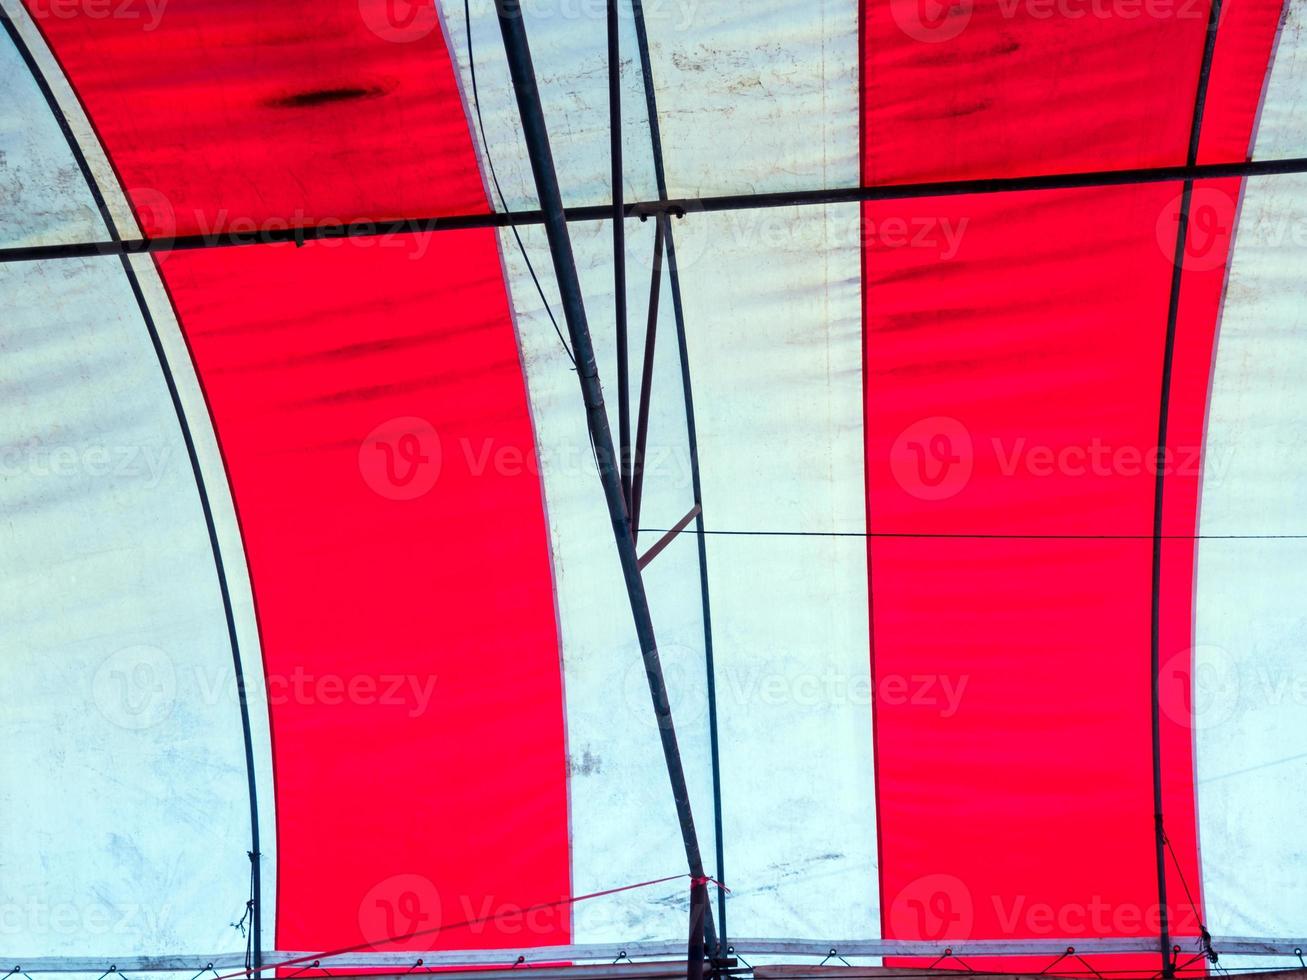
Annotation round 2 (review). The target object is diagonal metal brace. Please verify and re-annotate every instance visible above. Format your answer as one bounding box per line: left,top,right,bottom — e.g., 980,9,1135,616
494,0,716,953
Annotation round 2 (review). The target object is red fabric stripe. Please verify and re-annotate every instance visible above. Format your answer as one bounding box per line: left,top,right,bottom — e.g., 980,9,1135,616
1196,0,1285,162
863,0,1211,185
159,231,570,956
860,3,1281,971
865,185,1187,974
23,0,488,236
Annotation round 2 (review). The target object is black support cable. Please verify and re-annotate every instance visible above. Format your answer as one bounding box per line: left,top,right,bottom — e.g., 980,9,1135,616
1151,2,1224,976
609,0,632,507
630,0,727,949
493,0,715,954
637,528,1307,540
6,156,1307,265
461,0,575,367
0,9,262,970
1163,832,1219,966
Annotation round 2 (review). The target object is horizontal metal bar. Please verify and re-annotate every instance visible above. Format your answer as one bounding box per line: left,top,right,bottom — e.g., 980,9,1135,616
739,937,1307,959
9,937,1306,972
316,963,704,980
754,970,1307,980
0,945,678,973
3,156,1306,265
637,503,701,570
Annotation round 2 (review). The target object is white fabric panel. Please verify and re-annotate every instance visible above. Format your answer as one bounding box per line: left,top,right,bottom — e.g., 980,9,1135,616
126,253,278,956
0,0,139,243
441,1,660,210
1194,170,1307,949
500,218,718,941
642,0,860,198
439,0,858,210
0,4,275,958
674,204,877,939
702,534,876,940
501,204,873,940
677,205,866,536
1251,0,1307,160
0,257,260,959
0,25,103,247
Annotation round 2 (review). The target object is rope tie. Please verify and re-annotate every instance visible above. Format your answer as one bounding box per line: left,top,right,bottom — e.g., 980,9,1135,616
1162,829,1219,966
1072,952,1106,980
725,946,751,971
237,851,259,977
926,948,975,973
1040,947,1076,974
210,872,698,980
818,949,851,967
690,875,731,893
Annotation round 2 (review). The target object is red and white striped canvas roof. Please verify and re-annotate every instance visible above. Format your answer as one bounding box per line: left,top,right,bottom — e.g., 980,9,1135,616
1,0,1304,976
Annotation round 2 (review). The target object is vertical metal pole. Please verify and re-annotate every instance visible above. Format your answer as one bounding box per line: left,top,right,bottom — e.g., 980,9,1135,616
1152,196,1183,980
1150,3,1222,976
687,878,709,980
609,0,632,509
494,0,715,949
630,0,728,948
667,229,726,956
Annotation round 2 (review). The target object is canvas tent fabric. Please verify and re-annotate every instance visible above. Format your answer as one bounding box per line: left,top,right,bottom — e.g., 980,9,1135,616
1,0,1305,975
